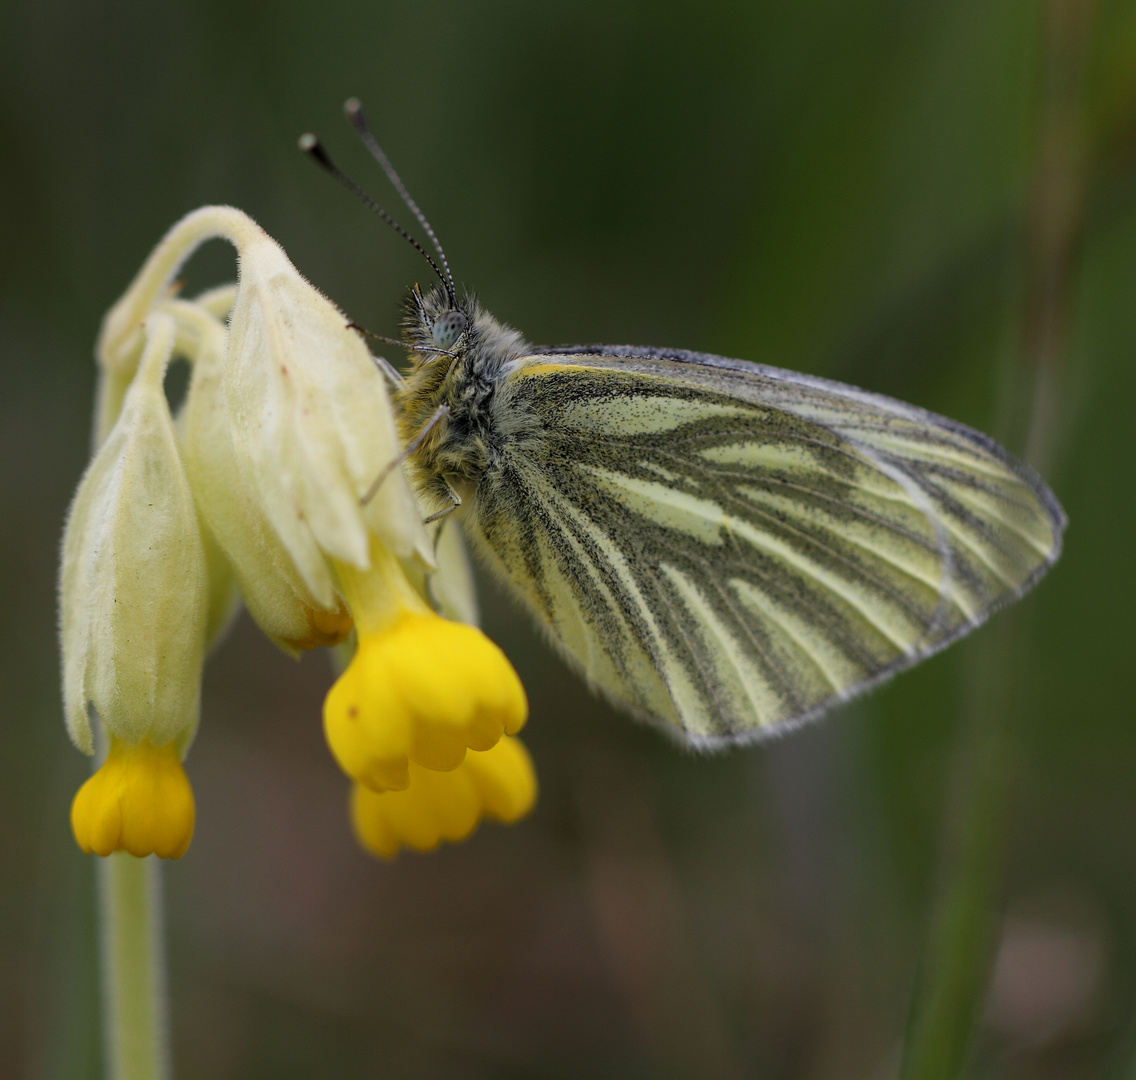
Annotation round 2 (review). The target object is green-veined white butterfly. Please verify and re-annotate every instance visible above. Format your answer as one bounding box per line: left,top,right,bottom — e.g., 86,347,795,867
305,104,1065,748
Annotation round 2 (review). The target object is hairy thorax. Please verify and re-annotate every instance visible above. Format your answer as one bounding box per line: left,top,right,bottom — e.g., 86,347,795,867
396,286,531,512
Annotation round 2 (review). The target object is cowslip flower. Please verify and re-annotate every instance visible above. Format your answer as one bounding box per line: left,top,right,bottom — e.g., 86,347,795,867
60,205,536,860
62,312,206,857
322,537,534,855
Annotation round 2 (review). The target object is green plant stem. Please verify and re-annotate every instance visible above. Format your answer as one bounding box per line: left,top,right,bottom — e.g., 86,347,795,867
98,854,171,1080
898,1,1094,1076
898,614,1021,1080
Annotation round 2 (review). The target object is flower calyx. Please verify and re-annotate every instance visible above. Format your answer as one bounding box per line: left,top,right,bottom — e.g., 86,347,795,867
60,313,207,755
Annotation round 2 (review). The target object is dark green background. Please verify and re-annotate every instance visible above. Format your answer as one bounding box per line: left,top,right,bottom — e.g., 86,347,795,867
2,1,1134,1077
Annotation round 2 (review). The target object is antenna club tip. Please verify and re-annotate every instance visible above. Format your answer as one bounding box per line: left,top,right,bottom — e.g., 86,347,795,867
344,97,362,116
298,132,319,152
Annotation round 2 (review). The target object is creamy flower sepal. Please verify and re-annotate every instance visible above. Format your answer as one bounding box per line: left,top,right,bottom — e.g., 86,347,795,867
60,313,207,755
171,296,351,653
219,218,433,603
424,517,480,627
97,204,433,651
97,203,431,604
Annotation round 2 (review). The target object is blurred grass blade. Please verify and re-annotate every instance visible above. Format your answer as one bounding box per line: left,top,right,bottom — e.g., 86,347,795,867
898,1,1096,1075
898,619,1020,1080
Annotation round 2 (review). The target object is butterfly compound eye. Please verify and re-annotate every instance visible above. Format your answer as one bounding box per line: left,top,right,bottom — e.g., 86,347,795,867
431,310,467,348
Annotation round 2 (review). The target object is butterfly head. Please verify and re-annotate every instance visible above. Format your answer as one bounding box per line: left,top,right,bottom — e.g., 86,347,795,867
404,283,472,361
400,283,531,401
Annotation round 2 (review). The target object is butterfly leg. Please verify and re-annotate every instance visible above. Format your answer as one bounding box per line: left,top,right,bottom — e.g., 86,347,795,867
424,482,462,525
359,403,450,506
369,351,404,386
346,323,405,385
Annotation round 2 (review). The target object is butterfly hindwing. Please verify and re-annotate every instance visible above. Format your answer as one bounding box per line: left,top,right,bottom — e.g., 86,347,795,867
460,348,1065,746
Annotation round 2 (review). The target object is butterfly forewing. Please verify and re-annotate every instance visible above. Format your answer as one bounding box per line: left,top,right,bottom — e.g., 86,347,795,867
463,348,1064,746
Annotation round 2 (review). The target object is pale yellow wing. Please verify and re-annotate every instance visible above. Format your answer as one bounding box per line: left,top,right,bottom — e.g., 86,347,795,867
462,347,1064,746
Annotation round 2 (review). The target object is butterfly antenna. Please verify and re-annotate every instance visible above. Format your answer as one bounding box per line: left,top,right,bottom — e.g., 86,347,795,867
344,98,456,307
298,132,453,303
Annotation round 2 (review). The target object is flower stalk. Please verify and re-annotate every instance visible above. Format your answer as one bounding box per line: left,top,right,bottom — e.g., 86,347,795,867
99,854,171,1080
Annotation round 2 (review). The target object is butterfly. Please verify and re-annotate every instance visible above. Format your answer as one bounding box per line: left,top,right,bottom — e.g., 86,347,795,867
306,104,1066,748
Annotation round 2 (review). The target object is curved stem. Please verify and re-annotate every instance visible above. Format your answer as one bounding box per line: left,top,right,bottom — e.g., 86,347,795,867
98,854,171,1080
93,205,263,447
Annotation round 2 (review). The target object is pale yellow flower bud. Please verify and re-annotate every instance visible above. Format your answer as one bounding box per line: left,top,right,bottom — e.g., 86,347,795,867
171,297,351,653
220,221,432,601
60,313,207,754
163,296,243,654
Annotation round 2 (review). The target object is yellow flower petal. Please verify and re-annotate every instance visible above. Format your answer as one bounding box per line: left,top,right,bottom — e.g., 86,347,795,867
71,738,196,859
323,634,415,790
350,736,538,858
463,733,539,822
323,611,528,791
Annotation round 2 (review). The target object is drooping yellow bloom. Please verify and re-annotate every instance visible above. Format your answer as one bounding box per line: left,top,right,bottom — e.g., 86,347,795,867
71,738,195,859
63,205,535,861
324,539,536,856
351,736,537,857
324,539,528,792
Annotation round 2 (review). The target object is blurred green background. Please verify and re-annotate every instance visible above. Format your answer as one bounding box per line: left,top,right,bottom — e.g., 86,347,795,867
2,0,1135,1077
